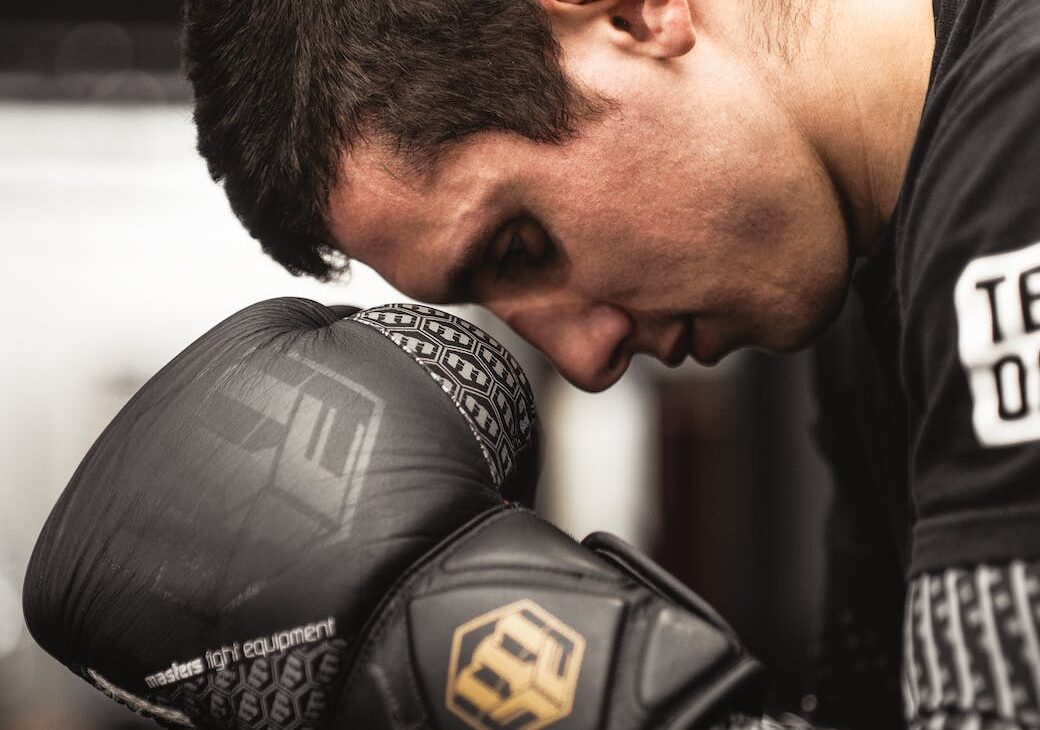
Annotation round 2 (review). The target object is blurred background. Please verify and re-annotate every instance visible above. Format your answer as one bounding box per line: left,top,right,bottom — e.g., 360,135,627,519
0,2,833,728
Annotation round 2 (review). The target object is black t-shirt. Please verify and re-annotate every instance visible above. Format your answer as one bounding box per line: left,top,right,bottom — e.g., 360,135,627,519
809,2,1040,724
815,0,1040,579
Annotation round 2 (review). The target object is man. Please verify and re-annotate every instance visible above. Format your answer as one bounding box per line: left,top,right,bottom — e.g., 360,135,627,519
182,0,1040,727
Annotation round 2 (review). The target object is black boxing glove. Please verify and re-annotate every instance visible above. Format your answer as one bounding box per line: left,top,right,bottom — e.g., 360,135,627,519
24,299,762,730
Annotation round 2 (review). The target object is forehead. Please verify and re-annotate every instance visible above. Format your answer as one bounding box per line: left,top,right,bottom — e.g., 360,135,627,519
327,138,520,299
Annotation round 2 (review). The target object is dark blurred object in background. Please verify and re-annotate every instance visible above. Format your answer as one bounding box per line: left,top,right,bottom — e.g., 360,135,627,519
0,0,186,102
1,0,181,22
655,352,829,713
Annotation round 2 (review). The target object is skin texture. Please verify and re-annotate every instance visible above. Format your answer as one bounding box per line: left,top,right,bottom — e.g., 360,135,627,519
328,0,935,392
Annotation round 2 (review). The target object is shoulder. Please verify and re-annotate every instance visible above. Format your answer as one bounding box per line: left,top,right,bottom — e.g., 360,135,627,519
904,0,1040,249
896,0,1040,357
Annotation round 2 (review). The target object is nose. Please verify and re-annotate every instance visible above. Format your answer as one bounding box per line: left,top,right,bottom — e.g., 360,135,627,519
490,299,635,392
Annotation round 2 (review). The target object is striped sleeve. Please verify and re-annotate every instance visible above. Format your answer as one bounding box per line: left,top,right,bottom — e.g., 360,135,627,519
904,562,1040,729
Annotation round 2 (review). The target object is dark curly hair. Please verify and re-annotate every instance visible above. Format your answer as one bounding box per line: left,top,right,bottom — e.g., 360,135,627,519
182,0,608,279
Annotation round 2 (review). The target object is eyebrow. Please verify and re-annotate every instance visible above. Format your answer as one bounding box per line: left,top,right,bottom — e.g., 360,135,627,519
440,216,510,303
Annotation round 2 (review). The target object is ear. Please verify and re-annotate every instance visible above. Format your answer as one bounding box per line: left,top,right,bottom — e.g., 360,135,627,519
542,0,695,59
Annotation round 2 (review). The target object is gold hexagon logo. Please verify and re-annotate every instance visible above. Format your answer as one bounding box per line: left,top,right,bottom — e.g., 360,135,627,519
446,599,586,730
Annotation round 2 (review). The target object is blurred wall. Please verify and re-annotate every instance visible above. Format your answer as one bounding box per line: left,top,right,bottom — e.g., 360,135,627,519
0,100,422,730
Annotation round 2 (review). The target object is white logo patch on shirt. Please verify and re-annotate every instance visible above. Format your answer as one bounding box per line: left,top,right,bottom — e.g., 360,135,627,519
955,239,1040,446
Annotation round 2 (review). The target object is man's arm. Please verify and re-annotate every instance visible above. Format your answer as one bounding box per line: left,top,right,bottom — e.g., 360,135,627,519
710,560,1040,730
904,562,1040,729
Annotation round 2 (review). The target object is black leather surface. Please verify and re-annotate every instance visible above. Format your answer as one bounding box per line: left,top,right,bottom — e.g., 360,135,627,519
22,298,530,712
25,299,760,730
442,510,617,580
639,607,731,707
333,509,762,730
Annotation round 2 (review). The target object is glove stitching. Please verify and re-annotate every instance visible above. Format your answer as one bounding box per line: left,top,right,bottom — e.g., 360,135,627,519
84,668,194,728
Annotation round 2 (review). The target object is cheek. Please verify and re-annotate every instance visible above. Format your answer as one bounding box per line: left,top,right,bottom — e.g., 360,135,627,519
523,84,845,311
530,178,711,310
548,148,694,251
724,179,850,347
558,219,702,310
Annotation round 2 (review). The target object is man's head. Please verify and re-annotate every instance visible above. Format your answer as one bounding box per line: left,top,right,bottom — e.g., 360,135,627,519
183,0,606,279
185,0,932,391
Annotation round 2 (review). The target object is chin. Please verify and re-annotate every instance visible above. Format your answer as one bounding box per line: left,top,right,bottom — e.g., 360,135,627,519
782,245,856,350
770,284,851,353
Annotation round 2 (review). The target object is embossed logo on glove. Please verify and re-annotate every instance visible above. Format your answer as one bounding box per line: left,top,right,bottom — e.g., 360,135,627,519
446,600,585,730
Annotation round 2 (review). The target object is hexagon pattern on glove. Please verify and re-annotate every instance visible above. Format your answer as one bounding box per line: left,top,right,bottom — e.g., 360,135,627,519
353,304,537,488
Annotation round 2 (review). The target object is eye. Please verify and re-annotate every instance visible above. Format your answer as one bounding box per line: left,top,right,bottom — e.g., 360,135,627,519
493,217,552,284
497,230,530,280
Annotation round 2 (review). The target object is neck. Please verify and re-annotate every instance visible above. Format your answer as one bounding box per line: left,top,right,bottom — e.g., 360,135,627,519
757,0,936,254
